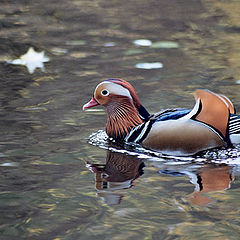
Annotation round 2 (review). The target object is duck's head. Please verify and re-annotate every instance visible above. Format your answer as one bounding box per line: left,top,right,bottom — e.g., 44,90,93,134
83,79,150,139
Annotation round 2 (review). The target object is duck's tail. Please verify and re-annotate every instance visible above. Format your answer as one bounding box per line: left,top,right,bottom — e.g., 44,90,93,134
190,89,239,145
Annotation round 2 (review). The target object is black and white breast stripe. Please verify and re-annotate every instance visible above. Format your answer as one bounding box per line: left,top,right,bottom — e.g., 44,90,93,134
229,114,240,135
125,120,153,143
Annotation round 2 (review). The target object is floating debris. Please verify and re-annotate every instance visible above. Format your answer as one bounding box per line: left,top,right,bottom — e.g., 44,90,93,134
150,41,179,49
136,62,163,69
66,40,86,46
0,162,19,167
104,42,116,47
7,47,50,74
133,39,152,46
124,49,144,56
51,47,68,54
236,80,240,84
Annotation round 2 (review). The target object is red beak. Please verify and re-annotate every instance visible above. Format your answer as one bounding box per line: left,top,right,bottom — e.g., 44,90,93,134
83,97,99,110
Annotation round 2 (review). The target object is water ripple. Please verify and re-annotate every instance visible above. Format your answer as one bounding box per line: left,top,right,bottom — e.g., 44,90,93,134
88,130,240,165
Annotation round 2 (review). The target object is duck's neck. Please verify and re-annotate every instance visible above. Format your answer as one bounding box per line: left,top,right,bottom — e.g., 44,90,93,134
105,97,144,140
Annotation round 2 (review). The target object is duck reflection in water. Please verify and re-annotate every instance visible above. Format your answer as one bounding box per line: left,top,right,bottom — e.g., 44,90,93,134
86,151,145,205
188,164,233,206
87,151,234,206
160,163,233,206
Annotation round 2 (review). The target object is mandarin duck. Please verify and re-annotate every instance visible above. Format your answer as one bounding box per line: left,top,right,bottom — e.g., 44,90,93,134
83,79,240,155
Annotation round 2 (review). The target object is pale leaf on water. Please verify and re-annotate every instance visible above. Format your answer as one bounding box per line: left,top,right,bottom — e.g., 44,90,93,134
7,47,50,74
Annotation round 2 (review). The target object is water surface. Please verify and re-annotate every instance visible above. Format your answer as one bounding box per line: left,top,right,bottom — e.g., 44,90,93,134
1,0,240,239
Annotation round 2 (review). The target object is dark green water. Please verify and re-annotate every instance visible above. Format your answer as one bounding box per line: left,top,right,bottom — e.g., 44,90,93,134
1,0,240,239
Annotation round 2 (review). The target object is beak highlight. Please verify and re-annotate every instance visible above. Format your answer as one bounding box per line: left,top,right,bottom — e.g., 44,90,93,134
83,97,99,110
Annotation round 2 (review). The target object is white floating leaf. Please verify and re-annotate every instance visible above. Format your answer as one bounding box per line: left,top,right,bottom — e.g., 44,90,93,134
124,49,144,56
0,162,19,167
51,47,68,54
7,47,50,74
151,41,179,49
133,39,152,46
104,42,116,47
66,40,86,46
136,62,163,69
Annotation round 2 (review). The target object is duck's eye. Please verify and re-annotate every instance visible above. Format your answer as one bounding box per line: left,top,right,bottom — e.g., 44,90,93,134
101,89,110,96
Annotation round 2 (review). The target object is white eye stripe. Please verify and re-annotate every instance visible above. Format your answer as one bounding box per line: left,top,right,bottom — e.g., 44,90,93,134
97,81,133,99
101,89,110,96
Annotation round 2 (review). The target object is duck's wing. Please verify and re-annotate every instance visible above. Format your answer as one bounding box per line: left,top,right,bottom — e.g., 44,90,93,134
150,108,191,121
219,94,236,114
183,89,233,140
